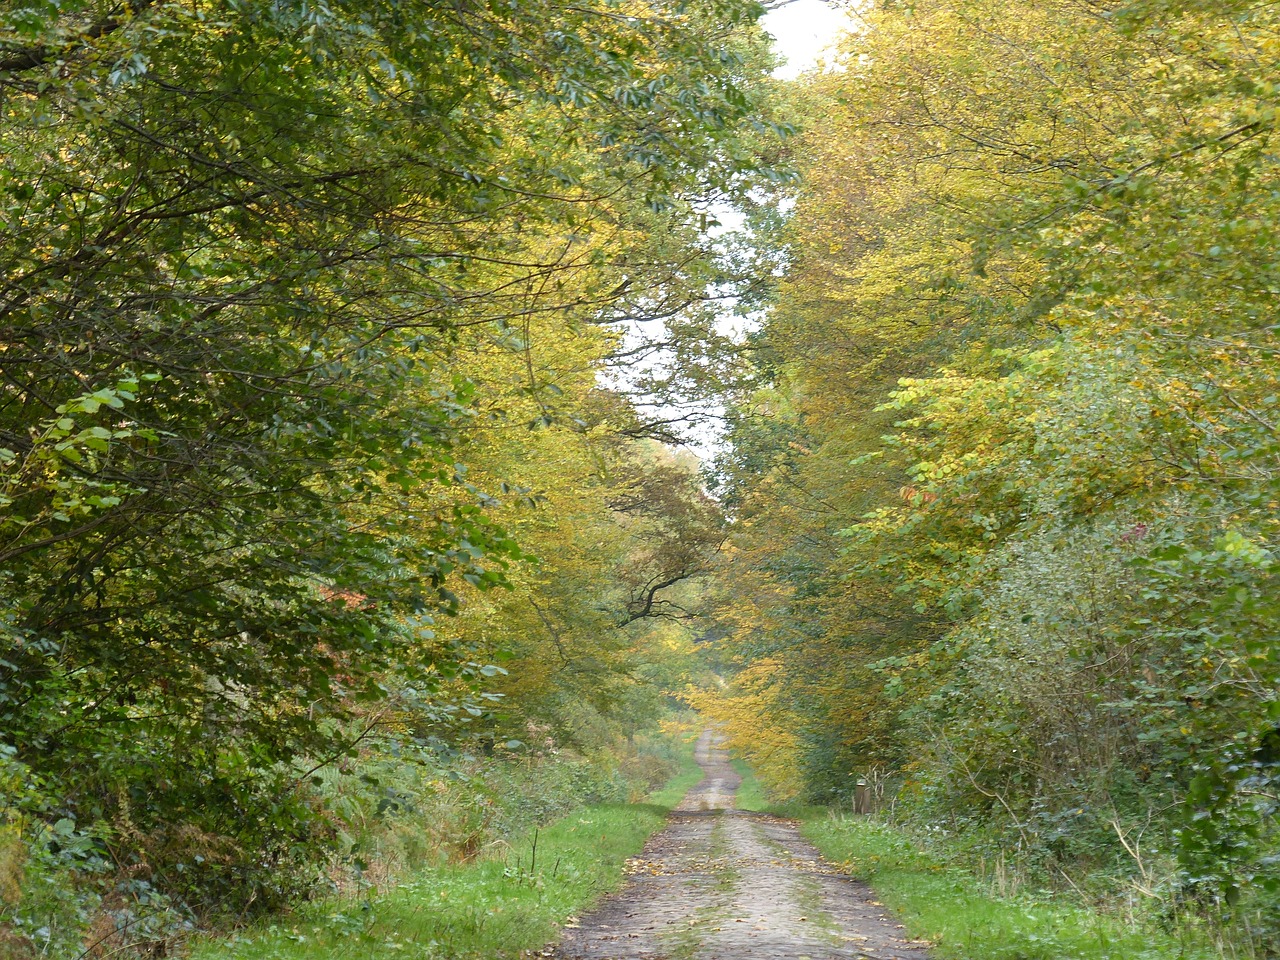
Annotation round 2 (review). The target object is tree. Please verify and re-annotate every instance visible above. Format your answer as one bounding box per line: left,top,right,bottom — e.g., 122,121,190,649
710,0,1280,926
0,0,780,917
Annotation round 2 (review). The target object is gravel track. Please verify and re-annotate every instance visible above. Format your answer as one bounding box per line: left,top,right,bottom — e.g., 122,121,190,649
548,730,932,960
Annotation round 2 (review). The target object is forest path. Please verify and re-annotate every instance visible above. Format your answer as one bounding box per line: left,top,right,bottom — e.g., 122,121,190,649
548,730,932,960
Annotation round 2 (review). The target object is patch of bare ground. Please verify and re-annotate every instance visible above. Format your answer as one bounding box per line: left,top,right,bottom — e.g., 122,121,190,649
545,730,932,960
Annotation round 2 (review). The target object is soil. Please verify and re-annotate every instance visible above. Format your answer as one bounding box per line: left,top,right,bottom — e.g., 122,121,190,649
547,730,933,960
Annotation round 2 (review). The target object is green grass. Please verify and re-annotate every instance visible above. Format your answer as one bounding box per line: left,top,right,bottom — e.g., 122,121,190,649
730,758,817,819
801,816,1219,960
187,738,702,960
730,758,1219,960
647,740,705,808
729,758,769,813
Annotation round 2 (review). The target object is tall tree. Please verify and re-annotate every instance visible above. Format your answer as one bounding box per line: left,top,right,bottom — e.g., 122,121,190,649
0,0,778,915
707,0,1280,924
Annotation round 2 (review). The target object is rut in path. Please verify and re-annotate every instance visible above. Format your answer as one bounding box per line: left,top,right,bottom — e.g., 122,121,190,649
550,730,932,960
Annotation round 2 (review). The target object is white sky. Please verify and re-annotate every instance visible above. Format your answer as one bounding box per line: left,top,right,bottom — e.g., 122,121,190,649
761,0,851,79
613,2,856,461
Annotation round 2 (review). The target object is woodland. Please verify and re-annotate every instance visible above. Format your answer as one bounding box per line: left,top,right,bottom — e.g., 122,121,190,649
2,0,1280,958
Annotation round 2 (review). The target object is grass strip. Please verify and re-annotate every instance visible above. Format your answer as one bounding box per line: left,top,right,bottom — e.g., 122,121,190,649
728,758,769,813
730,760,1215,960
188,742,703,960
801,817,1219,960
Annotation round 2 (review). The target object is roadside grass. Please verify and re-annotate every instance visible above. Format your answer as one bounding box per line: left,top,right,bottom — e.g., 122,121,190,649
729,759,815,819
729,759,770,813
646,743,704,809
804,816,1217,960
731,760,1220,960
187,740,703,960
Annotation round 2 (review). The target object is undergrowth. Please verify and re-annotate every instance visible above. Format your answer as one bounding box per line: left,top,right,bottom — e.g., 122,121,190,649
1,731,694,959
182,735,702,960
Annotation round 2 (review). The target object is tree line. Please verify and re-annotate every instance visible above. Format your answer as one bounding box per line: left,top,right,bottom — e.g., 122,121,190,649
701,0,1280,948
0,1,781,952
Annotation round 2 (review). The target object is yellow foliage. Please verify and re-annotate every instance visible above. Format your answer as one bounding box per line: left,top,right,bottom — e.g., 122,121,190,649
684,661,804,799
0,824,23,906
708,0,1280,805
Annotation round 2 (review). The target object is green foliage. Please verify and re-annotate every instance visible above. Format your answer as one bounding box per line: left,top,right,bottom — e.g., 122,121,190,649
1132,519,1280,917
891,523,1157,855
706,0,1280,948
0,0,781,946
183,735,700,960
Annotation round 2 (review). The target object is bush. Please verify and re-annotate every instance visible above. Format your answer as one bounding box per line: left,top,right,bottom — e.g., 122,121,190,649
2,721,686,956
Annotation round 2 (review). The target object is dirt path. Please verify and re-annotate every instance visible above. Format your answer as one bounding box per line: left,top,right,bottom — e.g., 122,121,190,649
549,730,932,960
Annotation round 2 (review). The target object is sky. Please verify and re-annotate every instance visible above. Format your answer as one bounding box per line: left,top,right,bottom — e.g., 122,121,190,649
761,0,851,79
618,1,857,460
